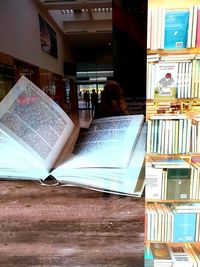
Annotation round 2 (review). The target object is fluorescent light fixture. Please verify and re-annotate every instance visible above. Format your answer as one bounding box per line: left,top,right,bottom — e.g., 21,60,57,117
89,77,107,81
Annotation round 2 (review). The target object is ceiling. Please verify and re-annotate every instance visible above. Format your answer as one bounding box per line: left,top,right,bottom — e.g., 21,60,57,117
38,0,113,63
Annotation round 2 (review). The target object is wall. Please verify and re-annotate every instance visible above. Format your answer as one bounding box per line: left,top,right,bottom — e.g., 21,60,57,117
0,0,74,76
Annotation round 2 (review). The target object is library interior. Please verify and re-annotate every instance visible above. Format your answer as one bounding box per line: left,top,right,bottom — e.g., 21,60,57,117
1,0,200,266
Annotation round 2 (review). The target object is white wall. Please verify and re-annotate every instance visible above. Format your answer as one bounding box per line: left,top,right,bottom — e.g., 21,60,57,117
0,0,74,75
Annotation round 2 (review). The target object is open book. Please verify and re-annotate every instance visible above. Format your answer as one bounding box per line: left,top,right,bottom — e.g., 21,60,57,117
0,76,146,196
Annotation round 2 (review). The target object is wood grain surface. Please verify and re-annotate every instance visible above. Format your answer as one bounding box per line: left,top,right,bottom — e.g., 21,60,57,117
0,181,144,267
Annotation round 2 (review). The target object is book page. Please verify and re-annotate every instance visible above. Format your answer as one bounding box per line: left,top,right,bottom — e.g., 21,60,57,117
52,121,146,196
0,76,74,170
0,128,49,180
55,114,144,169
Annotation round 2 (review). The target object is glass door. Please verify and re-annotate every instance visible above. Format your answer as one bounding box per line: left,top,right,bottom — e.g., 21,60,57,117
77,83,104,109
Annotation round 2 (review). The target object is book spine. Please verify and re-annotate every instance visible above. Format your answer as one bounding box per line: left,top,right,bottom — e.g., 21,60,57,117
192,5,198,48
145,165,163,200
187,6,194,48
188,61,192,98
196,7,200,47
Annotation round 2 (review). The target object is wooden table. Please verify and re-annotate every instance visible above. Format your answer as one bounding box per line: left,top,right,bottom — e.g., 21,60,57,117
0,180,144,266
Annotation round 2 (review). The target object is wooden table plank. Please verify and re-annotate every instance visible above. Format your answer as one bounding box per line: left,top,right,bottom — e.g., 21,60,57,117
0,181,144,266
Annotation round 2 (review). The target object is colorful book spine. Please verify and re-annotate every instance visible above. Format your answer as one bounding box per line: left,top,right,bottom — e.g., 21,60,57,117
147,116,191,154
145,202,200,242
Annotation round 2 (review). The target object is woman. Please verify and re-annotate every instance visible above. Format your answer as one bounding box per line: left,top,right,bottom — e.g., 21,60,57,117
94,80,129,198
94,80,129,119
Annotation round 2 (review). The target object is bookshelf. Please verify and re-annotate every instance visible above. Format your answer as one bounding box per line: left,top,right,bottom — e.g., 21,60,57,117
145,0,200,265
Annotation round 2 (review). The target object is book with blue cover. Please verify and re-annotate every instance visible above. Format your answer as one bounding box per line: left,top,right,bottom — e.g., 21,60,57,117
173,211,196,242
164,9,189,49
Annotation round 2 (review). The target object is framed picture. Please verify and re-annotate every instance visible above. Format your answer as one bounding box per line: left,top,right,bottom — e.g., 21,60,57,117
39,14,58,58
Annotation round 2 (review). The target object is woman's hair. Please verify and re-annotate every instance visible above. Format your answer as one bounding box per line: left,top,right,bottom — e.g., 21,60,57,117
95,80,129,118
103,80,123,101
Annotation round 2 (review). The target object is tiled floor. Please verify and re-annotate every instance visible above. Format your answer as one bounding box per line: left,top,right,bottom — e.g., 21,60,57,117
78,109,94,128
68,109,93,129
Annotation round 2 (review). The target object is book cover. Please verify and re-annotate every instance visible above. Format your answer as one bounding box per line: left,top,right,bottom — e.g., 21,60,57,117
167,243,193,267
153,63,178,99
164,9,189,49
145,165,163,200
150,243,172,263
172,211,196,242
166,168,191,200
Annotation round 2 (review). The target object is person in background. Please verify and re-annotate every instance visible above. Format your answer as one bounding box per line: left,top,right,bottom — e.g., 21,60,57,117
83,91,90,110
94,80,129,119
91,89,98,114
94,80,129,198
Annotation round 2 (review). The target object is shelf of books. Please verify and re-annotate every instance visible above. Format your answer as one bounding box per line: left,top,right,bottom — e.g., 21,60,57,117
145,0,200,266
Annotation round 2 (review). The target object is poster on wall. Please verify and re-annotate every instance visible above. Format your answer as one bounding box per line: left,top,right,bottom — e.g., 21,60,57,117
39,14,58,59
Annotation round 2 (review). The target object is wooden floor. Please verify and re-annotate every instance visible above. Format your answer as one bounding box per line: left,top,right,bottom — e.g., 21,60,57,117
0,110,145,266
0,181,145,267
